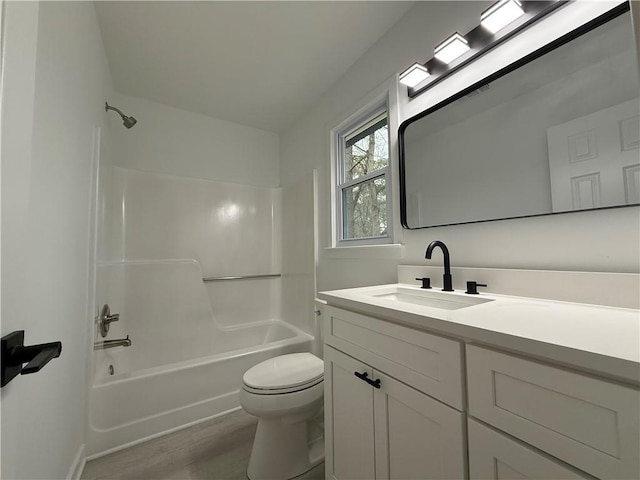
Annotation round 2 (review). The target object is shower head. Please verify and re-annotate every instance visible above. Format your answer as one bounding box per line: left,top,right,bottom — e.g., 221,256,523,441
105,102,137,129
122,116,137,129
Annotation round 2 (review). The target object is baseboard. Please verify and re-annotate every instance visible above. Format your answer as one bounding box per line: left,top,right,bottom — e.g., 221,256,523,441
67,443,86,480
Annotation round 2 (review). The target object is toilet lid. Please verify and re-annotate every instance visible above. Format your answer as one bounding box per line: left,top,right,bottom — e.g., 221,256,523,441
243,353,324,391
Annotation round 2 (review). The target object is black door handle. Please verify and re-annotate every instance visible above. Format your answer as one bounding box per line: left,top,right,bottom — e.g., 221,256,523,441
1,331,62,387
354,371,381,389
19,344,62,374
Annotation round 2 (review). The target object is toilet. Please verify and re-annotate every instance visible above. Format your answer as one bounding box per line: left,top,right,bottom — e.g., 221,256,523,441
240,352,325,480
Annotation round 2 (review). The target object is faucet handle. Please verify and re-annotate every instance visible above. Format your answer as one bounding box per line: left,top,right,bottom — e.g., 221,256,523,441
97,304,120,338
465,281,487,295
415,277,432,289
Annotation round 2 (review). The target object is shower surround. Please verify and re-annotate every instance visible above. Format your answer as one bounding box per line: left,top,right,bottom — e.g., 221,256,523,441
100,166,282,325
88,167,309,456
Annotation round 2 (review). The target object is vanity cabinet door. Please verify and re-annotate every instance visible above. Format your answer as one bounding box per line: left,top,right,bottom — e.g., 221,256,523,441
468,419,588,480
324,346,376,480
467,345,640,480
374,370,466,480
325,345,468,480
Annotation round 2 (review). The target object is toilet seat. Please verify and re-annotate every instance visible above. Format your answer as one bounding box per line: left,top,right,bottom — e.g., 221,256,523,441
242,353,324,395
243,376,323,395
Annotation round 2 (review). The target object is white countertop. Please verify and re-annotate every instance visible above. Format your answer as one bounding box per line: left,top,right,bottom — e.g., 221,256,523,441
318,283,640,386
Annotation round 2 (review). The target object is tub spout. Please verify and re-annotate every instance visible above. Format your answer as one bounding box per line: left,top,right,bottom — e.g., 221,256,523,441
94,335,131,350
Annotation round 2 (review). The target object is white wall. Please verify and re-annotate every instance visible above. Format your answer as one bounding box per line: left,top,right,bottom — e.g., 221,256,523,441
107,93,280,187
1,1,113,478
282,171,317,335
280,1,640,294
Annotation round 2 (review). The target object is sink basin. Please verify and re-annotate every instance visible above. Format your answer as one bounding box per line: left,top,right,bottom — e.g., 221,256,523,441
367,286,493,310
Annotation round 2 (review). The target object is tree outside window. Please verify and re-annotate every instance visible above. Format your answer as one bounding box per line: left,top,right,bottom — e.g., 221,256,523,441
338,112,390,241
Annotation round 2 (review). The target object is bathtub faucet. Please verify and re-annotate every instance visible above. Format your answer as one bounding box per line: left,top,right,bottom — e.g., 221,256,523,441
94,335,132,350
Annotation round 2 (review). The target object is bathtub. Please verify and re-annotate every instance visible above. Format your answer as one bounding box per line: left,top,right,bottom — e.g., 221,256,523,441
87,261,313,457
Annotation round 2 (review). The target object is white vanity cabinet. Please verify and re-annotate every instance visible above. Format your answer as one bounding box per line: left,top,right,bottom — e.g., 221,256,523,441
324,306,467,480
322,300,640,480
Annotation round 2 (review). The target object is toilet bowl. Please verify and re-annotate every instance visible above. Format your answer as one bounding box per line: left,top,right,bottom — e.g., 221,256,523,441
240,352,325,480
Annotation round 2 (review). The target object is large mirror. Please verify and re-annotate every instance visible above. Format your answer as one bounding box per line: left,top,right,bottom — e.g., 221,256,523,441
399,6,639,229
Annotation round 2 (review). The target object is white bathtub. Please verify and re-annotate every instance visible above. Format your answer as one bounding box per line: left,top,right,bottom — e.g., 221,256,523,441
88,261,313,457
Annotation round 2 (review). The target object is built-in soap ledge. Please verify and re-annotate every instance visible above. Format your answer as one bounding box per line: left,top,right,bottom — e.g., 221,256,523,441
397,266,639,309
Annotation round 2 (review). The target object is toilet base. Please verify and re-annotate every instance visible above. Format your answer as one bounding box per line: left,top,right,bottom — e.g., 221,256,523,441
247,416,324,480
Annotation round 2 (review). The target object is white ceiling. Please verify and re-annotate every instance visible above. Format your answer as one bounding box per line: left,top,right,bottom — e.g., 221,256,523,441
95,1,414,133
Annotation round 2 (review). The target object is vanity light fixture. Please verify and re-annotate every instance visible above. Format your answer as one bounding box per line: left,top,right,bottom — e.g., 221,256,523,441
403,0,565,99
399,63,430,88
434,33,471,64
481,0,526,34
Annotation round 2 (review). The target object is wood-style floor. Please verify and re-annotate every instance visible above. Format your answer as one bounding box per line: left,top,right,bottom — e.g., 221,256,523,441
81,409,325,480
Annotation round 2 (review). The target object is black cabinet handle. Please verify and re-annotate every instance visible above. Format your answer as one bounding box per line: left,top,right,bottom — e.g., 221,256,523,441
354,371,381,389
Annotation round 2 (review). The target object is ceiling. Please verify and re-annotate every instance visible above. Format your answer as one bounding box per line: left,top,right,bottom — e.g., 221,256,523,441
95,1,414,133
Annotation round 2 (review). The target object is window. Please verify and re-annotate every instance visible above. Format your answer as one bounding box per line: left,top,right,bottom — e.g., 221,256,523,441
336,109,391,244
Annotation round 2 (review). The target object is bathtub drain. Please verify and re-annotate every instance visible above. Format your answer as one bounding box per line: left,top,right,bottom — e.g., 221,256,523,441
108,364,114,375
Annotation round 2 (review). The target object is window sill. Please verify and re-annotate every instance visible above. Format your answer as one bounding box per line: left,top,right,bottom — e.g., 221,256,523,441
324,243,404,260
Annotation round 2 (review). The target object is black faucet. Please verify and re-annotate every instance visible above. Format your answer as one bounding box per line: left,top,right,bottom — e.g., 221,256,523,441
425,240,454,292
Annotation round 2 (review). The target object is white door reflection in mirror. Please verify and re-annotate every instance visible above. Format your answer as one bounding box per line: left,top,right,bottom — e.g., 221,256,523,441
547,99,640,212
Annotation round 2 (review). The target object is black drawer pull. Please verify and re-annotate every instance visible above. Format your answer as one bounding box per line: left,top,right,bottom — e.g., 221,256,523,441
354,371,381,389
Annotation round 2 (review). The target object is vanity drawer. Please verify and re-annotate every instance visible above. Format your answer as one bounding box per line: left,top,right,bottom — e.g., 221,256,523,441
467,345,640,479
468,419,588,479
324,306,464,409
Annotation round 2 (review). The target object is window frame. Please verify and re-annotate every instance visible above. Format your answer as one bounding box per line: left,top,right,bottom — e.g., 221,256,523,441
334,104,393,247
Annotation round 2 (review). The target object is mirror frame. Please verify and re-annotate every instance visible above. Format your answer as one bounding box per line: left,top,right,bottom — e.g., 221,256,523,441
398,2,636,229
